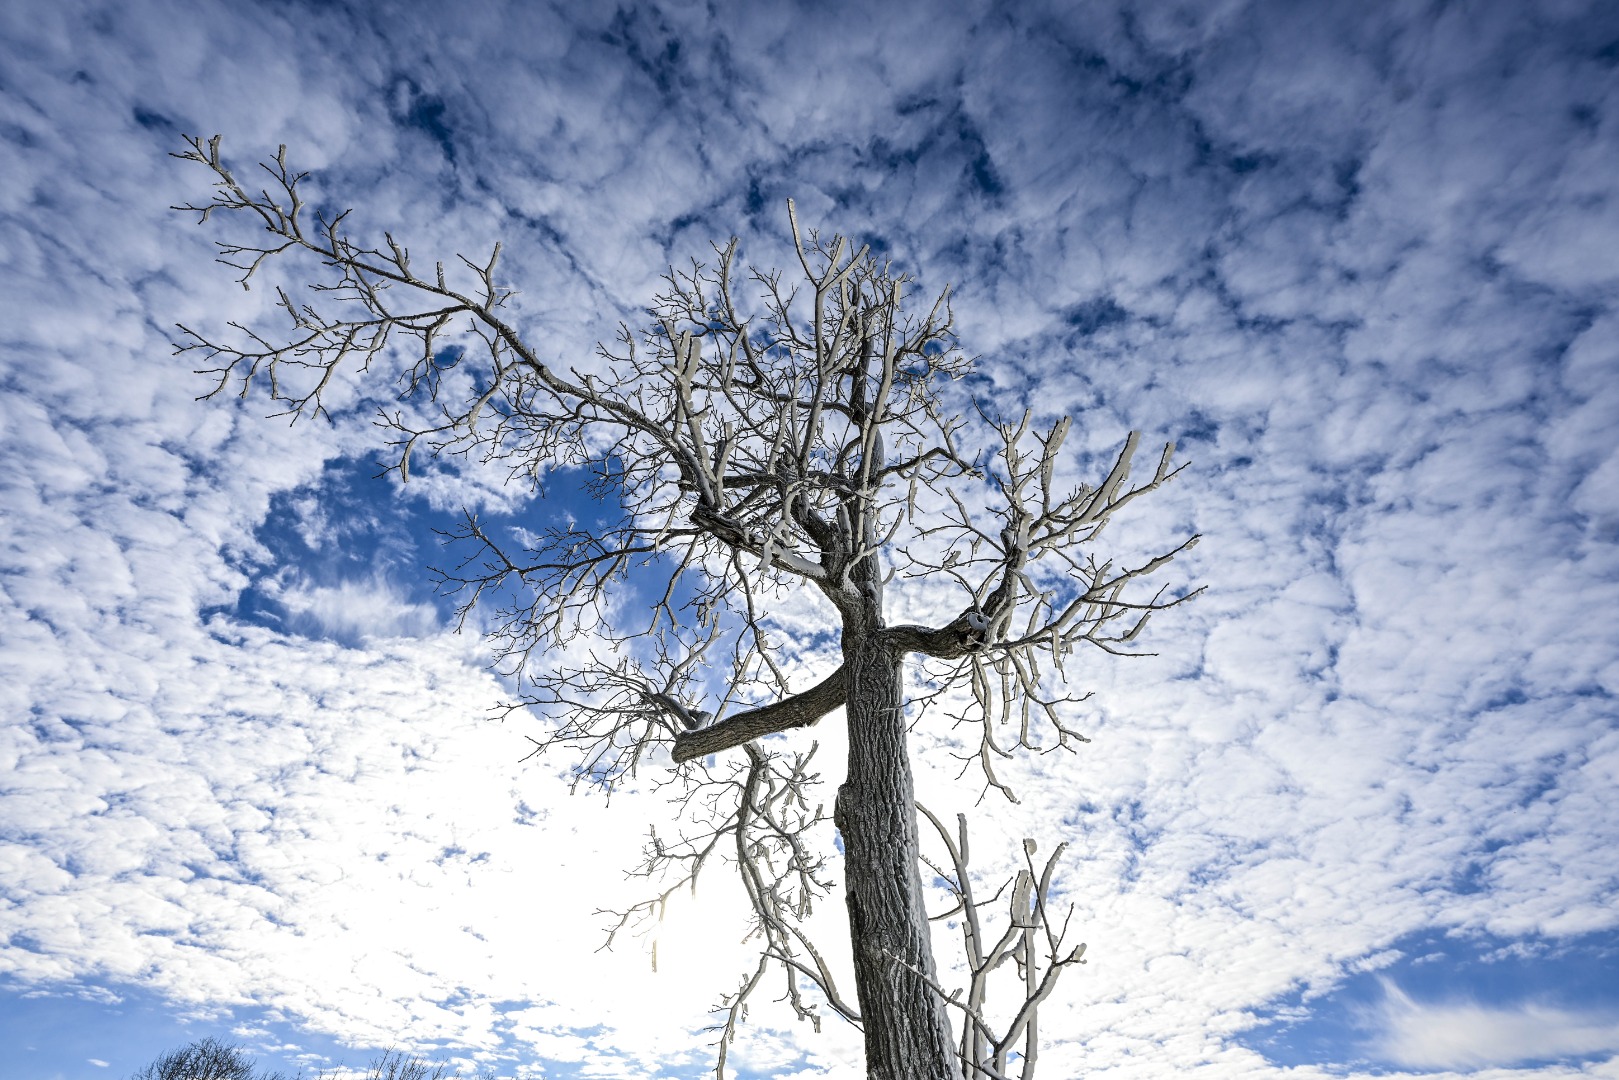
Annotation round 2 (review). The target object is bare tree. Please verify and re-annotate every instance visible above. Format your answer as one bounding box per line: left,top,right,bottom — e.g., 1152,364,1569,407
128,1042,463,1080
127,1038,289,1080
172,135,1200,1080
345,1049,461,1080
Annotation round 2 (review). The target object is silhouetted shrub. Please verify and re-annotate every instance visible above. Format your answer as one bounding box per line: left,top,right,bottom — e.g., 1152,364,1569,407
127,1038,288,1080
126,1040,466,1080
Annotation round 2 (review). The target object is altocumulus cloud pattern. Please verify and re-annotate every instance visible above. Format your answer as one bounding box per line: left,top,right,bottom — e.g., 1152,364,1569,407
2,1,1617,1078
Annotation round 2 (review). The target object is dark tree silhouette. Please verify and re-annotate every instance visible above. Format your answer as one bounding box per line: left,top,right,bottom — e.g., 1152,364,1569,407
127,1041,458,1080
174,135,1199,1080
126,1038,284,1080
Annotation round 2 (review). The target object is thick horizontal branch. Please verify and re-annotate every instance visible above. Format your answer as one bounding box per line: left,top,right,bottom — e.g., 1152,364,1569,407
883,610,992,660
670,666,847,763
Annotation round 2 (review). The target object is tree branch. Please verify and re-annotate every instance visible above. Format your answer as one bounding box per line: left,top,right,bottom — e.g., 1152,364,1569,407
670,665,847,763
884,610,992,659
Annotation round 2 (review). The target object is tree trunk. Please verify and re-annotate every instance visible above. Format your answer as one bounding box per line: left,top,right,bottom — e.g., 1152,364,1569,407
837,621,962,1080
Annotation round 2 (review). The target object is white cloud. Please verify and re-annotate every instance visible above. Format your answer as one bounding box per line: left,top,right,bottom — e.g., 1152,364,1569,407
1372,979,1619,1072
263,573,441,643
3,0,1619,1077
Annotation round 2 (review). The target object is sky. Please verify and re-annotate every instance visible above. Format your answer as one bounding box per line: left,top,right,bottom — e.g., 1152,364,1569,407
2,0,1618,1078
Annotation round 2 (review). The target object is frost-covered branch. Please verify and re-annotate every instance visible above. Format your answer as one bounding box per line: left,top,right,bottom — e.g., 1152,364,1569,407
918,806,1087,1080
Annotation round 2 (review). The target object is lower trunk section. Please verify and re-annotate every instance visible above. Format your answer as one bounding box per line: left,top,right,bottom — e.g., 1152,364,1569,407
837,632,962,1080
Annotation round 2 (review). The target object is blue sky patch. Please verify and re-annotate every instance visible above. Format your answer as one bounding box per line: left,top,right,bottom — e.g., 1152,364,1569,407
1244,928,1619,1073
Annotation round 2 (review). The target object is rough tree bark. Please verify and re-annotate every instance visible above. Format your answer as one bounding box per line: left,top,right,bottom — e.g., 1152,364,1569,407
838,623,961,1079
172,135,1199,1080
